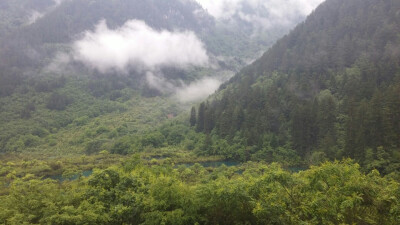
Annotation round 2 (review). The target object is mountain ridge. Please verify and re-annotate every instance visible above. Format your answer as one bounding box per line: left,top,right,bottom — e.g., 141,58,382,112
194,0,400,172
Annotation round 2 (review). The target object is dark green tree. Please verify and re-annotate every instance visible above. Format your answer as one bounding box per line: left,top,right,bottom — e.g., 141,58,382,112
196,103,205,132
190,106,196,127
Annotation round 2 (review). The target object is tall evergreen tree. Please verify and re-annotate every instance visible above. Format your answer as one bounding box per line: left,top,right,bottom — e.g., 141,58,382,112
190,106,196,127
196,103,205,132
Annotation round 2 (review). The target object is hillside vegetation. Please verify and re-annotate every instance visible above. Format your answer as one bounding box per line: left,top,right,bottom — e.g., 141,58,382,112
193,0,400,174
1,159,400,225
1,0,400,224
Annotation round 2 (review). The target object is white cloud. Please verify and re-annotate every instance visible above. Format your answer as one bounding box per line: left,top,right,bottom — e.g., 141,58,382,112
195,0,325,28
195,0,242,20
53,0,64,5
26,0,68,25
27,11,44,25
144,70,226,103
146,72,177,93
175,77,222,103
73,20,209,73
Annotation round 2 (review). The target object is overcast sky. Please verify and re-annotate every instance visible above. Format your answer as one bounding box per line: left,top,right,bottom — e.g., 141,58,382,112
194,0,325,29
195,0,324,19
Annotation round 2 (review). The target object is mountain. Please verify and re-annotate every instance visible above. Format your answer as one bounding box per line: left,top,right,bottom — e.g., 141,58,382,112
194,0,400,173
2,1,400,224
0,0,212,70
0,0,55,36
0,0,294,154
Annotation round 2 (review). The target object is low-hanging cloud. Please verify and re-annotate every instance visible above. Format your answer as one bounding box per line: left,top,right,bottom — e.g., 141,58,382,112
27,0,68,25
144,71,223,103
175,77,222,103
73,20,209,73
195,0,325,29
27,11,44,25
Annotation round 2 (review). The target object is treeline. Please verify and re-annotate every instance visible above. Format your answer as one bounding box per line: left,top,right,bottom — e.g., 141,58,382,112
1,159,399,225
191,65,400,171
191,0,400,173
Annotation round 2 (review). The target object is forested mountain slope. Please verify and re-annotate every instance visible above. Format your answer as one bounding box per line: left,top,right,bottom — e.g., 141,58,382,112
0,0,319,155
194,0,400,173
0,0,55,37
0,0,213,154
1,1,400,223
0,0,212,70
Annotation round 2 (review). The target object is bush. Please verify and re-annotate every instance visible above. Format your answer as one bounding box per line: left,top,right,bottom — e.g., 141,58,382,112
85,139,106,155
141,132,165,148
111,137,133,155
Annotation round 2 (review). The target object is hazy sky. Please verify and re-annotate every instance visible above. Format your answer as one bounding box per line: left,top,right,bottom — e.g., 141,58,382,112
194,0,325,29
28,0,68,24
195,0,324,19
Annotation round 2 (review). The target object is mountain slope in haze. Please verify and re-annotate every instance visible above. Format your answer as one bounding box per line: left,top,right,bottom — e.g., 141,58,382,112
0,0,214,154
0,0,212,70
0,0,325,155
0,0,220,100
197,0,324,62
194,0,400,172
0,0,323,79
0,0,55,36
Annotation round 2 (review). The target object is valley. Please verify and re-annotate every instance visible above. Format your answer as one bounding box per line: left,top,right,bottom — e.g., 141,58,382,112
0,0,399,224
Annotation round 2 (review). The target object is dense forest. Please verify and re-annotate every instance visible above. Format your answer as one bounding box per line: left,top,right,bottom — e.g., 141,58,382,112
0,0,311,157
1,0,400,224
193,0,400,174
1,158,400,224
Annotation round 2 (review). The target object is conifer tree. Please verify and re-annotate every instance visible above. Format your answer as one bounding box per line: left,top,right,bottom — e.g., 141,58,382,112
196,103,205,132
190,106,196,127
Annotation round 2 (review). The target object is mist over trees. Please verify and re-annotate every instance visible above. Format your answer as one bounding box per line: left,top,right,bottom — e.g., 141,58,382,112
193,0,400,173
1,0,400,224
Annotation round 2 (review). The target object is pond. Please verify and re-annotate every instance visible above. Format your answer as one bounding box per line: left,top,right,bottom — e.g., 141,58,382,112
176,161,241,168
287,167,307,173
178,161,306,172
46,170,93,182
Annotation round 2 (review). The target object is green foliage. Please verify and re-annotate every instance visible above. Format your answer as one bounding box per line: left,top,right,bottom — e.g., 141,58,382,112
1,160,399,224
85,139,107,155
141,132,165,148
0,74,181,154
0,177,65,225
111,136,134,155
190,106,196,127
46,92,72,111
191,0,400,172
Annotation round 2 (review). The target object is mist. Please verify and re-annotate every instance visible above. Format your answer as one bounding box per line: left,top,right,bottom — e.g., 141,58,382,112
27,0,68,25
44,0,326,103
27,11,44,25
144,71,224,103
73,20,209,73
175,77,222,103
195,0,325,29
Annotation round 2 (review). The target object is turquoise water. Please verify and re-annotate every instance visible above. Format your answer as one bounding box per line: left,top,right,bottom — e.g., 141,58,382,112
177,161,241,168
287,167,307,173
46,170,93,182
